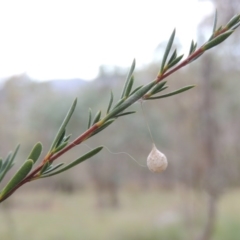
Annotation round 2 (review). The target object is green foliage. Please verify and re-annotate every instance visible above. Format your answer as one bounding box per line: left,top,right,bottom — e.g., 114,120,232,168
40,146,103,178
0,145,20,183
0,11,239,203
106,91,113,114
121,59,135,98
92,110,102,125
160,29,176,74
146,85,195,100
204,30,234,50
48,98,77,154
88,108,92,128
27,142,42,163
0,159,33,200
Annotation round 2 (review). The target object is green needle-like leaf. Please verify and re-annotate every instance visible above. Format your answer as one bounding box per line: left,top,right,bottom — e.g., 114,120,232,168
146,85,195,100
112,98,125,110
167,49,177,64
40,163,64,175
0,145,20,182
121,59,136,98
92,110,101,125
40,162,50,174
194,43,197,52
130,85,143,96
160,29,176,73
27,142,42,163
9,145,20,166
216,26,222,32
153,86,168,94
105,81,156,121
149,81,167,95
115,111,136,118
8,163,15,171
167,55,184,69
125,76,134,98
56,129,66,148
49,98,77,153
226,14,240,29
212,10,218,34
231,21,240,30
0,159,33,199
107,91,114,114
204,30,234,50
189,40,195,55
40,146,103,178
88,108,92,129
0,159,2,171
63,134,71,142
90,119,115,137
209,10,218,41
0,153,11,174
52,142,68,154
189,51,204,63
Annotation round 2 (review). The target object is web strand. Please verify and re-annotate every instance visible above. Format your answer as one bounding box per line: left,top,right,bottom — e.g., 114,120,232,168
140,101,155,145
83,143,146,167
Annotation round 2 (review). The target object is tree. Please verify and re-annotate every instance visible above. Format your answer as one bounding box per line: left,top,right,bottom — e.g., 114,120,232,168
196,2,240,240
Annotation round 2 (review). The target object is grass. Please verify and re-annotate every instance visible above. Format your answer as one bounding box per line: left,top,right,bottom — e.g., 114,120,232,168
0,188,240,240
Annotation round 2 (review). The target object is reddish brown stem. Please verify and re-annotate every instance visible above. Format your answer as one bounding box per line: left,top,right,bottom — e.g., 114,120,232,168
0,123,99,203
49,124,99,162
157,48,204,82
142,48,205,100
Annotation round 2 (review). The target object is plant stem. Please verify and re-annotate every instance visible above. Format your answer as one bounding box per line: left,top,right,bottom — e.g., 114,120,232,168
0,47,211,203
1,16,238,203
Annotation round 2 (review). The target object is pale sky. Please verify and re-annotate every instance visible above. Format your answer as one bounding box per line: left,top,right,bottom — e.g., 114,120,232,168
0,0,213,81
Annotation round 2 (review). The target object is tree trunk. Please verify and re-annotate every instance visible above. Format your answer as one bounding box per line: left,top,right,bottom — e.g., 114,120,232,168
197,194,217,240
196,53,219,240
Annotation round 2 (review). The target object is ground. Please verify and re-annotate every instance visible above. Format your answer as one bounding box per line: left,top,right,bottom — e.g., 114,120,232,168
0,188,240,240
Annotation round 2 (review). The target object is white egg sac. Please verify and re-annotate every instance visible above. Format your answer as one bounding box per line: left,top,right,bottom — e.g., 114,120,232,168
147,144,168,173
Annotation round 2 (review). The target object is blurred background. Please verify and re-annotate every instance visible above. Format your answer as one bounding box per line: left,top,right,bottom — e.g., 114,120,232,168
0,0,240,239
